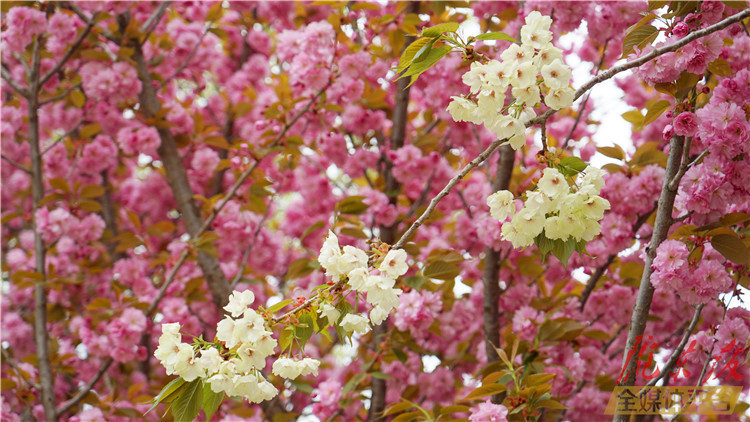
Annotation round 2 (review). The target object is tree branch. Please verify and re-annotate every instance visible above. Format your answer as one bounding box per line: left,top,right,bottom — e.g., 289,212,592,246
64,3,118,43
39,83,82,106
139,1,171,40
393,137,510,250
482,144,515,404
561,39,608,150
1,154,31,174
1,65,29,97
25,34,57,422
613,135,686,422
369,2,419,412
157,28,210,91
646,303,704,387
55,358,114,417
198,84,330,235
527,9,750,129
131,37,232,309
41,119,83,156
2,348,41,390
39,14,99,87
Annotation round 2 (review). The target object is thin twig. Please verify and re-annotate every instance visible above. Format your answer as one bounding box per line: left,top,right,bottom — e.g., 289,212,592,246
393,138,510,249
157,28,210,90
146,250,190,317
1,348,41,390
55,358,114,417
39,14,99,87
64,4,118,43
669,140,692,191
13,53,33,78
1,154,31,174
230,248,253,289
197,83,330,236
645,304,704,387
1,66,29,97
39,83,82,106
42,120,84,156
561,40,608,150
139,2,171,38
527,9,750,130
273,280,346,323
230,202,274,289
404,170,436,219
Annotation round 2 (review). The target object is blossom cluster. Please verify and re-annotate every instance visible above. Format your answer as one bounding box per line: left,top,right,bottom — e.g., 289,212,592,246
487,166,610,248
447,11,575,149
154,290,284,404
318,231,407,329
650,240,734,305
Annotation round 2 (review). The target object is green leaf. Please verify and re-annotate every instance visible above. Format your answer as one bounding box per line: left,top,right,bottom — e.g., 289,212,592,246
423,260,460,280
384,401,415,416
267,298,293,314
475,32,517,42
397,37,433,73
671,1,699,16
596,145,626,160
462,383,507,401
621,24,658,58
392,411,423,422
145,377,187,416
711,233,749,266
342,372,367,394
440,405,471,415
285,258,316,281
551,237,577,267
525,373,556,386
721,0,749,9
648,0,670,9
559,156,587,175
412,37,437,63
422,22,459,37
403,275,427,289
536,399,568,410
642,100,671,126
295,313,315,348
49,177,70,193
627,13,657,33
631,146,667,167
279,327,294,353
80,122,101,139
535,234,555,258
201,383,223,422
675,71,701,100
622,110,644,126
69,89,86,108
398,46,452,87
171,379,203,422
707,58,733,77
336,196,369,215
371,372,393,380
80,184,106,199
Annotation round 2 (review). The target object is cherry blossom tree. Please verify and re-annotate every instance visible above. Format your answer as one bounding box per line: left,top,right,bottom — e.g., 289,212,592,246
2,1,750,422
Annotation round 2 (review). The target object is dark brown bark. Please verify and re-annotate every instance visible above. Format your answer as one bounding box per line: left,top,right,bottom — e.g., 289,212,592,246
132,42,232,309
369,4,419,420
481,144,514,385
27,36,57,422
